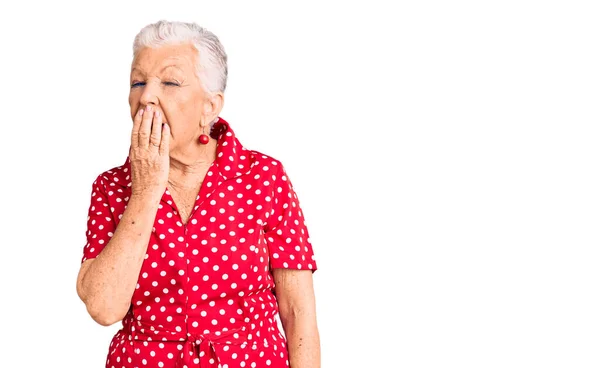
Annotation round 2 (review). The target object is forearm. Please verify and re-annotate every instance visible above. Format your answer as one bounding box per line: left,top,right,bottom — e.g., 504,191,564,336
281,310,321,368
80,194,160,325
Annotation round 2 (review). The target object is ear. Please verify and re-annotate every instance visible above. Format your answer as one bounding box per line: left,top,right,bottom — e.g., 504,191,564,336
201,92,225,127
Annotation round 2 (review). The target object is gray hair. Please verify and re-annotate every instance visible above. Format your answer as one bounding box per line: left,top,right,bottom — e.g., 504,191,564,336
133,20,228,93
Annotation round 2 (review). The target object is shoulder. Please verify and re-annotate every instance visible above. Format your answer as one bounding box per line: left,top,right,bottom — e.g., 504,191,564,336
247,149,287,175
91,159,132,190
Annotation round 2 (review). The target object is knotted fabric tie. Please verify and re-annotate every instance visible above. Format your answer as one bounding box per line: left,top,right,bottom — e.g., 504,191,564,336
176,328,247,368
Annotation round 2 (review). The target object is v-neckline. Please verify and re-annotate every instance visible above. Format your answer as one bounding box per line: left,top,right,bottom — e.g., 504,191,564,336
161,161,223,226
166,184,200,225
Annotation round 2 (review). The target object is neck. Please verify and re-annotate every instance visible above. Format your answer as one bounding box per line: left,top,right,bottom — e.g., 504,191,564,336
168,138,218,188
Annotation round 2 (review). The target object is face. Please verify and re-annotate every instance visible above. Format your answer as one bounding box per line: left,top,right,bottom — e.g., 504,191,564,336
129,43,223,154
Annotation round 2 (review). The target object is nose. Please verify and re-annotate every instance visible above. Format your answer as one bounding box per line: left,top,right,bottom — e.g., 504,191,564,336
139,82,159,107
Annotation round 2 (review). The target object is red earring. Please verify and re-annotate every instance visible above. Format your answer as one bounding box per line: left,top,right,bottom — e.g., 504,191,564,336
199,125,209,144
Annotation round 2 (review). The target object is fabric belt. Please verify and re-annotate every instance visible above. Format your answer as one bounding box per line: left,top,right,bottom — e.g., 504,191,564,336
122,291,276,367
123,318,249,368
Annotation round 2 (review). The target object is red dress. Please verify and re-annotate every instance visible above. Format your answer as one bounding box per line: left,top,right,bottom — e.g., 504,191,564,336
81,118,317,368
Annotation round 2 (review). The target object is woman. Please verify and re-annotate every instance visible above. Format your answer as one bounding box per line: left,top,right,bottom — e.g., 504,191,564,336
76,20,320,368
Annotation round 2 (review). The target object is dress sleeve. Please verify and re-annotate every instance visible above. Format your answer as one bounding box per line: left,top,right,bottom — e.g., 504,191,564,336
81,175,116,263
263,164,317,272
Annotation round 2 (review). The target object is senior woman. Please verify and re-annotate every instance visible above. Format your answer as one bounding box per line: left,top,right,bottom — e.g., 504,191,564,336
76,20,319,368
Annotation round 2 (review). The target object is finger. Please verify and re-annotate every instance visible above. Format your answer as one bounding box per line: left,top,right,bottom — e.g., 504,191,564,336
131,108,144,148
149,110,162,148
138,105,153,148
159,123,170,156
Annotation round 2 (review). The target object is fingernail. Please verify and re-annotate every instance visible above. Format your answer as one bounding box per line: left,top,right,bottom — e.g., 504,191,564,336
146,105,152,111
138,108,144,116
155,110,160,117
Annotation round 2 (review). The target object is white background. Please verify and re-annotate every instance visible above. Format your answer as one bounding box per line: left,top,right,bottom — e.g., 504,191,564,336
0,1,599,367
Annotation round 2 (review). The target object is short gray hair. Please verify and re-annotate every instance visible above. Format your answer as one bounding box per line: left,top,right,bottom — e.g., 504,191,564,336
133,20,228,93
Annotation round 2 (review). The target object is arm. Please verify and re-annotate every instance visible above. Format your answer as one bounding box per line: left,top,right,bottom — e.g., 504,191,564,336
76,194,161,326
76,106,170,326
273,269,320,368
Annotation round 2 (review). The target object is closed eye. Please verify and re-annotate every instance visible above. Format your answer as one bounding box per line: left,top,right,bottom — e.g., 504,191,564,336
130,81,180,88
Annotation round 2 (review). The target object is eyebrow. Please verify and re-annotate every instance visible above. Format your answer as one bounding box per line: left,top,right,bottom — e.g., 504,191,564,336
131,64,185,75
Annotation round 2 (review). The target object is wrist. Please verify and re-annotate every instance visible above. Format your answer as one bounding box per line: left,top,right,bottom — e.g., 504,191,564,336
130,188,164,204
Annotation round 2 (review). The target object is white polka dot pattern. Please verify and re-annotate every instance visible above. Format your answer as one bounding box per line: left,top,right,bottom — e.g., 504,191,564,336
81,118,317,368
